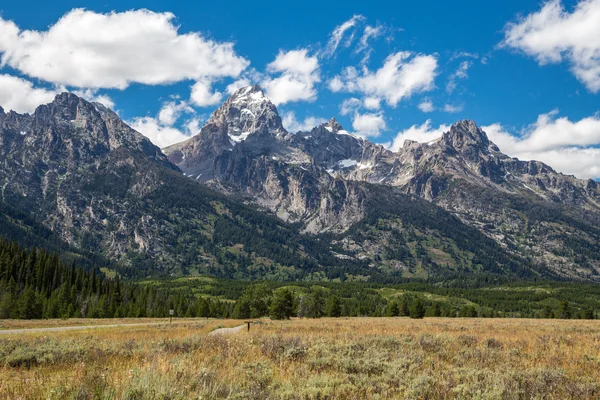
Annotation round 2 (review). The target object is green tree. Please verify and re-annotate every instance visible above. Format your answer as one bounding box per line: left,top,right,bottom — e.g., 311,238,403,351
541,305,554,319
410,298,425,319
307,288,326,318
326,295,342,317
428,302,441,317
19,286,40,319
388,301,400,317
400,297,410,316
270,288,294,320
559,300,572,319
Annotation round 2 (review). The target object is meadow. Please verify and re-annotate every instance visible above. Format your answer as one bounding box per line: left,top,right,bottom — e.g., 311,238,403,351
1,317,599,399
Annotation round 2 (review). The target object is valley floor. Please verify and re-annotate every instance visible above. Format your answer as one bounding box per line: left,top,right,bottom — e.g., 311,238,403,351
1,317,599,399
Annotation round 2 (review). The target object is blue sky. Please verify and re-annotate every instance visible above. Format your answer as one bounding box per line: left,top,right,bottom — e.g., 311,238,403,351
0,0,599,179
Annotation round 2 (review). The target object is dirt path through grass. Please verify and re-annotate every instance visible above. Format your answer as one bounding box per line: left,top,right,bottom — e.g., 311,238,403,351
208,324,247,335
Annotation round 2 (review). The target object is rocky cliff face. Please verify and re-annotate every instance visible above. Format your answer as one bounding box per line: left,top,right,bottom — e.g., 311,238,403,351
2,88,599,281
0,92,367,278
165,86,371,233
164,86,600,280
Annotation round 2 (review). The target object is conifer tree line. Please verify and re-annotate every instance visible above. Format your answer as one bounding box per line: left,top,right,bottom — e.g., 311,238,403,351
0,238,598,320
0,239,233,319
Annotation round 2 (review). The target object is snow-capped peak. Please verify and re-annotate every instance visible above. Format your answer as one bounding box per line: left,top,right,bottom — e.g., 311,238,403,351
230,85,269,106
207,85,285,144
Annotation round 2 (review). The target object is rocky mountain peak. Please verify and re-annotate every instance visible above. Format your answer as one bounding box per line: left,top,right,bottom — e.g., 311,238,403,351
207,85,285,143
323,117,344,133
439,119,493,159
443,119,489,146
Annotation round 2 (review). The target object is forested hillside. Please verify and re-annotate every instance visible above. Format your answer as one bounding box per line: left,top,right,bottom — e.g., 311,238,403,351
0,239,232,319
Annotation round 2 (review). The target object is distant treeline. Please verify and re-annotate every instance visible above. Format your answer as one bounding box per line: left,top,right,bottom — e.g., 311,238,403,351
0,238,598,320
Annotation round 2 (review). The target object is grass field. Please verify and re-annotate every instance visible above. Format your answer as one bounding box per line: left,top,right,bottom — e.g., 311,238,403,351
1,318,600,399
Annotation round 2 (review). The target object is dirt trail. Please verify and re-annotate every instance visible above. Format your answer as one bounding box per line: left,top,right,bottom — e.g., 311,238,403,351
208,324,247,336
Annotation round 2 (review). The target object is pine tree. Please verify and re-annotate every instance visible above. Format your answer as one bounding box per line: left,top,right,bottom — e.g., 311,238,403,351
389,301,400,317
410,298,425,319
270,288,294,320
19,286,40,319
559,300,572,319
326,295,342,317
400,297,410,316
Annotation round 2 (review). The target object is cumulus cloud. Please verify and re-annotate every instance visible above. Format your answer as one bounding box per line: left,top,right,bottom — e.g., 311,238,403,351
158,101,194,126
190,79,223,107
418,99,435,113
482,111,600,179
0,74,59,113
329,52,438,107
0,9,249,89
502,0,600,92
363,97,381,110
388,120,450,151
281,111,326,133
446,60,472,93
226,78,252,94
328,76,345,92
183,117,202,136
262,49,320,105
129,98,202,147
128,117,191,148
323,15,365,57
352,112,386,138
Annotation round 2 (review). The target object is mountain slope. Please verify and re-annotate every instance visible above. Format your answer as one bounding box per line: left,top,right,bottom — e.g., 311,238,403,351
0,93,371,279
164,86,600,280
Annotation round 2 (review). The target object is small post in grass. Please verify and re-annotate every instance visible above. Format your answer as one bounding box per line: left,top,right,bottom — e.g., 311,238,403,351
245,321,252,331
169,309,174,324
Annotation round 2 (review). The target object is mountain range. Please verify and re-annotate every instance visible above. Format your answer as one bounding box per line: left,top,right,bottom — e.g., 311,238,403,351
1,86,599,281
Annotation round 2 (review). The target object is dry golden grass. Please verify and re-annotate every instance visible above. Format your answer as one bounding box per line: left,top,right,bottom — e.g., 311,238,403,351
1,317,600,399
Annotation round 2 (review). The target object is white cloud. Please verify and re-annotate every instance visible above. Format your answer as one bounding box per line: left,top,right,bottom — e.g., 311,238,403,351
128,116,191,148
352,112,386,138
323,15,365,57
418,98,435,113
0,9,249,89
263,49,320,105
502,0,600,92
484,110,600,153
158,101,194,126
482,111,600,179
190,79,223,107
340,98,362,116
226,78,252,94
446,60,472,93
0,74,58,113
281,111,326,133
330,52,438,107
183,117,202,135
356,25,383,55
389,120,450,151
450,51,479,61
355,25,384,64
385,111,600,179
443,104,464,113
328,76,345,92
363,97,381,110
